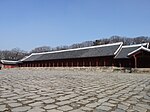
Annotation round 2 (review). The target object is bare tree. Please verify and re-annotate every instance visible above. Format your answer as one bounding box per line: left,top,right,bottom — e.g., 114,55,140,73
93,36,150,46
30,46,52,53
133,36,149,44
10,48,27,60
0,48,28,61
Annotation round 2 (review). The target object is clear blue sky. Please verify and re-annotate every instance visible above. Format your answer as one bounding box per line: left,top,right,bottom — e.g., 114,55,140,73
0,0,150,51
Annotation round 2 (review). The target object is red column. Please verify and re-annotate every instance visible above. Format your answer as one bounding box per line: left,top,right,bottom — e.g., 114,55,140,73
133,55,137,68
77,61,79,67
66,62,68,67
112,62,114,67
62,62,63,67
72,61,73,67
53,62,54,67
89,60,91,67
119,63,122,67
83,60,85,67
96,58,98,66
57,61,59,67
104,59,106,67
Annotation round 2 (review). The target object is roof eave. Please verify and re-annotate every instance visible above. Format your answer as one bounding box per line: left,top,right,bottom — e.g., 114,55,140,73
114,42,123,55
128,46,150,56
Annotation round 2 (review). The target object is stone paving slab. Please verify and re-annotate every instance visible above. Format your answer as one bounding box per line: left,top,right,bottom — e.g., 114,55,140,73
0,68,150,112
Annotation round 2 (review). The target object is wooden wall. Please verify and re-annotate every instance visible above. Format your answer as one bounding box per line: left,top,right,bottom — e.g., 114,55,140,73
19,57,115,67
2,64,17,69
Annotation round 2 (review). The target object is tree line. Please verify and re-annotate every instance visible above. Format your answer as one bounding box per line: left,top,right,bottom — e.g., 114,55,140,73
93,36,150,45
0,48,27,61
0,36,150,61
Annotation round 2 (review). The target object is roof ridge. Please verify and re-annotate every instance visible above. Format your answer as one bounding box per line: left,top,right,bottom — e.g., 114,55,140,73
114,42,123,55
128,46,150,56
1,60,18,62
31,42,123,55
122,43,148,48
114,46,123,58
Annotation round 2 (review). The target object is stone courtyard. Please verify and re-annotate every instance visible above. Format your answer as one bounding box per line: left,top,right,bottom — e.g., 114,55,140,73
0,68,150,112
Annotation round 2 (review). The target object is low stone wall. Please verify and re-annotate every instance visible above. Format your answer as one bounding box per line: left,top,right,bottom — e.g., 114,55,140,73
132,68,150,73
17,67,115,72
113,67,150,73
2,67,150,73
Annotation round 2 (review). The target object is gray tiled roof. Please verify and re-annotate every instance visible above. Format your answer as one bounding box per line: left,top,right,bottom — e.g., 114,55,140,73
128,46,150,56
115,43,148,59
23,54,42,62
0,60,19,65
23,42,122,62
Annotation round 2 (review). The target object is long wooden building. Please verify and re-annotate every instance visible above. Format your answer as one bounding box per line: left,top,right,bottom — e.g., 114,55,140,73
19,42,150,68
